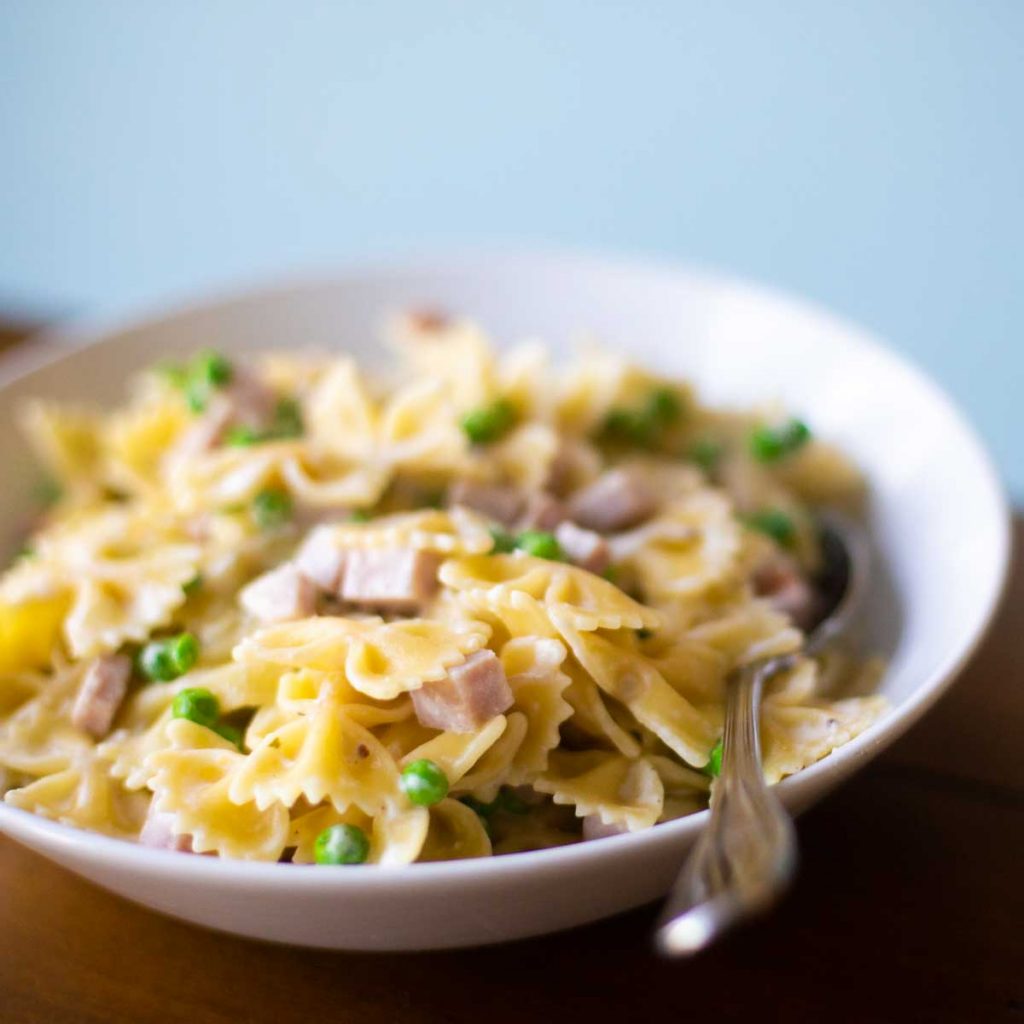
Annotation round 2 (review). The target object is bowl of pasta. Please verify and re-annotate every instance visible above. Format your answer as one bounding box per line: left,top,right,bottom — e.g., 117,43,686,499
0,251,1009,950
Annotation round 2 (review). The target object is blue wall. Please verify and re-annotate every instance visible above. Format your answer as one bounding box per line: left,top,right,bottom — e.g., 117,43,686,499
1,1,1020,496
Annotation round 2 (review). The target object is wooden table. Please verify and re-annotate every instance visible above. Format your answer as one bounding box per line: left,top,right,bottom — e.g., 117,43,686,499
0,325,1020,1024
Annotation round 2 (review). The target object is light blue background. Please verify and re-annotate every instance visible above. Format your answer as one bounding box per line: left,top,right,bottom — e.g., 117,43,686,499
1,2,1020,496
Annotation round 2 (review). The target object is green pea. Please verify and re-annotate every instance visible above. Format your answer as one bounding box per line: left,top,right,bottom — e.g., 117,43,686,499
703,739,724,778
34,477,63,507
458,794,494,818
348,509,371,523
193,350,233,388
749,419,811,463
314,823,370,865
225,425,261,447
182,573,204,597
602,565,619,584
138,644,176,682
489,527,517,554
157,361,189,388
171,687,220,728
400,759,450,806
743,508,797,547
459,788,528,820
212,722,244,750
515,530,563,561
688,438,723,473
251,489,293,530
494,788,529,815
185,379,212,413
180,351,233,412
599,387,684,449
138,632,199,682
600,407,654,447
270,397,304,439
646,387,683,425
460,398,516,445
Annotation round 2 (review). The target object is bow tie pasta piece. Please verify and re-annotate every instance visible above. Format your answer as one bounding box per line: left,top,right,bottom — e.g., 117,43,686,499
278,453,391,510
101,712,174,792
6,507,201,659
307,508,494,557
554,610,718,769
228,704,400,816
376,379,474,474
401,715,508,785
686,603,802,669
394,320,496,412
561,665,642,758
554,347,644,436
535,750,664,833
495,342,558,422
146,719,289,860
0,594,70,676
308,360,470,474
100,664,259,792
167,444,285,512
104,385,192,494
234,616,490,700
20,400,105,502
608,493,744,603
439,555,660,633
453,711,528,803
485,423,560,493
445,588,560,643
0,666,94,776
499,637,573,782
0,666,51,719
197,661,281,714
417,796,493,861
759,661,888,784
5,752,148,838
272,669,359,716
305,359,377,463
645,634,729,707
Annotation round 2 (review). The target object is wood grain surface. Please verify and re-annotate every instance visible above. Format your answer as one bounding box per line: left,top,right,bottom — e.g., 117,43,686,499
0,323,1020,1024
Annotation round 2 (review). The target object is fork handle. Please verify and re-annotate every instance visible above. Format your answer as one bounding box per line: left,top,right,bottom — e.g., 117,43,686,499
655,655,799,956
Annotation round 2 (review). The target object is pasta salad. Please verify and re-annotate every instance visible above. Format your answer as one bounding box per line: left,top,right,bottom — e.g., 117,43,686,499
0,313,886,864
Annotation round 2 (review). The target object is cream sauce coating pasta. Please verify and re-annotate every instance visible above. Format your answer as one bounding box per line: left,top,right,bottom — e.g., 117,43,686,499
0,317,885,862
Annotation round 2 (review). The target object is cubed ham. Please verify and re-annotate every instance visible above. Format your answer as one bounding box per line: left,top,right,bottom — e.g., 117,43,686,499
753,556,821,631
544,439,603,497
295,525,348,592
139,806,194,853
71,654,132,739
222,364,279,430
240,563,317,623
568,468,657,533
447,480,525,526
517,491,568,531
555,521,611,575
171,365,279,457
582,815,628,841
341,548,440,612
172,397,236,458
411,649,513,732
404,308,450,334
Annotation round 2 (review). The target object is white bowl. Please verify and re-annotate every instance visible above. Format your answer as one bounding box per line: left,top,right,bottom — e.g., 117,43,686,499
0,251,1010,950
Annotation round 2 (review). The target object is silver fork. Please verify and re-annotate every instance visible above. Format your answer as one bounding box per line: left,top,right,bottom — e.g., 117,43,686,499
656,515,869,956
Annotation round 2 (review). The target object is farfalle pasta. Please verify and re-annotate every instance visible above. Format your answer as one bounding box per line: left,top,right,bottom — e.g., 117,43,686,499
0,314,886,863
